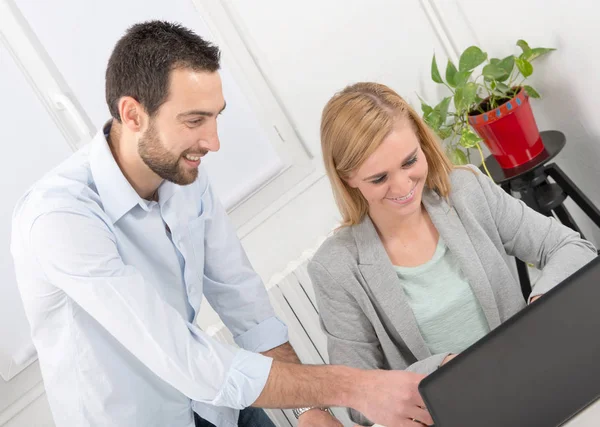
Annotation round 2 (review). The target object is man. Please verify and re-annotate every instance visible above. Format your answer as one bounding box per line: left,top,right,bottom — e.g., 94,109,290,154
11,21,432,427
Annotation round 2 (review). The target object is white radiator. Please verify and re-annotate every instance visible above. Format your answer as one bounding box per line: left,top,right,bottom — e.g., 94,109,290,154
206,244,354,426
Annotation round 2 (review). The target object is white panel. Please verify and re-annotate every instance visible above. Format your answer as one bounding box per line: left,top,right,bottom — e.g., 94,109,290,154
0,362,42,419
13,0,285,212
2,388,54,427
269,286,323,365
0,42,72,381
292,260,319,310
277,275,328,362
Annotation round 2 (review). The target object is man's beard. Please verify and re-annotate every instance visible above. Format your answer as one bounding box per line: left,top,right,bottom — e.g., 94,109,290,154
138,121,199,186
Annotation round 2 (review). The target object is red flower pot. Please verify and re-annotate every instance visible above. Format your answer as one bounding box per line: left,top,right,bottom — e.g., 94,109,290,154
468,87,545,169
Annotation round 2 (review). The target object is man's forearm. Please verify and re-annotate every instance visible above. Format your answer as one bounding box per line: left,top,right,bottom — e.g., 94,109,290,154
262,342,343,424
252,360,358,409
261,342,301,364
251,359,432,427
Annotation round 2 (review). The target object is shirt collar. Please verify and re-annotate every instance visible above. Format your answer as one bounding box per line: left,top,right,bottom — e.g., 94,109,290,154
90,121,181,224
89,121,144,224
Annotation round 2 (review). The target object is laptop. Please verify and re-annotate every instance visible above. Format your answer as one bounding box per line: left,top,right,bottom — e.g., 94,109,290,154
419,256,600,427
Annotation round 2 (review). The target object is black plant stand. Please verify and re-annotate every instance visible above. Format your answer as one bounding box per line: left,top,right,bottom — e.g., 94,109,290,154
480,130,600,299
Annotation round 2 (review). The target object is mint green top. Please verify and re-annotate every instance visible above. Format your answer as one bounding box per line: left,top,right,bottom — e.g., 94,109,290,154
394,238,490,355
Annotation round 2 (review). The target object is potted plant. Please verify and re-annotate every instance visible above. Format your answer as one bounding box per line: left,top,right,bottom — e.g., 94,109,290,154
419,40,555,174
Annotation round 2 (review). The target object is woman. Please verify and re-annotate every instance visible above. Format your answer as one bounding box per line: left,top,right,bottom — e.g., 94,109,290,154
307,82,597,426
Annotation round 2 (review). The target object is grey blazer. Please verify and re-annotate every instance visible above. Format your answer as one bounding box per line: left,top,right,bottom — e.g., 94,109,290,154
308,166,597,425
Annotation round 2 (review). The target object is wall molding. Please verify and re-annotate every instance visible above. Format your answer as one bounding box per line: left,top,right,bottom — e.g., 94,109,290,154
418,0,460,64
0,381,46,426
198,0,313,158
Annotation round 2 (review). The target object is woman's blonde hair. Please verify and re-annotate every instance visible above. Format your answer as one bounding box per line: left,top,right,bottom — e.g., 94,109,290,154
320,82,454,227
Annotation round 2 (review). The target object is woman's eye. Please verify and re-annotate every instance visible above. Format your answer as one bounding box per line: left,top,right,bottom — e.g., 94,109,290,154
403,156,418,167
371,176,386,184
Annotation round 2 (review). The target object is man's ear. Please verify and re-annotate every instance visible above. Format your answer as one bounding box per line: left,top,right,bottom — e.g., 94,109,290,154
118,96,146,132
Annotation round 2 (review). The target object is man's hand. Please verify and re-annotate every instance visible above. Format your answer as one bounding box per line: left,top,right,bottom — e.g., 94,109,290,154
298,409,343,427
352,370,433,427
253,362,433,426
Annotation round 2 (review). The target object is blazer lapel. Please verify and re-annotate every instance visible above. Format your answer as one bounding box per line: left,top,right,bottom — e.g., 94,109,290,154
423,191,501,329
353,217,432,360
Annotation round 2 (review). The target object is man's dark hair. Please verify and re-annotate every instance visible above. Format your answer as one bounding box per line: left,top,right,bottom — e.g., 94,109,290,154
105,20,221,121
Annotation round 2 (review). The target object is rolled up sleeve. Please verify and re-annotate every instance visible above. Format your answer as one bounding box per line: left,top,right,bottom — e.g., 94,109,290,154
213,348,274,408
234,316,289,352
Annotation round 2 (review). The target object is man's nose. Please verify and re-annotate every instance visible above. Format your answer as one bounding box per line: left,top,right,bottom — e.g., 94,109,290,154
201,120,220,152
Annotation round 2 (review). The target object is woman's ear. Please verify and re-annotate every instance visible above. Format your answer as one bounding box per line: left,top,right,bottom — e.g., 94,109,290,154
344,173,360,189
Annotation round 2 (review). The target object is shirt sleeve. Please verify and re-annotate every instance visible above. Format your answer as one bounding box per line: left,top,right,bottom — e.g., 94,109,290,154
199,175,289,353
26,207,272,409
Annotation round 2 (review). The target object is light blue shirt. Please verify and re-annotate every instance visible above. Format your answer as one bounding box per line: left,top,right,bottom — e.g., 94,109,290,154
394,238,490,355
10,123,288,427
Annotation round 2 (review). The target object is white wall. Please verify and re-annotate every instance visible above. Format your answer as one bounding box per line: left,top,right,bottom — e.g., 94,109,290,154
4,0,600,425
434,0,600,245
224,0,449,156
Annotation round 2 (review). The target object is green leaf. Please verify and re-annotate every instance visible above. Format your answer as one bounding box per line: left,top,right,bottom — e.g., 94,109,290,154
459,46,487,72
424,110,442,131
450,148,469,165
522,47,556,62
445,60,458,88
482,62,508,80
454,70,473,87
524,85,541,98
497,55,515,80
496,82,510,93
463,82,478,107
489,58,501,66
436,127,453,140
431,55,443,84
515,57,534,78
418,95,434,116
434,96,452,124
454,82,478,112
459,128,482,149
454,88,464,111
517,39,532,54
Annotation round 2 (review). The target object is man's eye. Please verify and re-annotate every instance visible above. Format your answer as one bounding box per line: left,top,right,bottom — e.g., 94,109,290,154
188,119,204,126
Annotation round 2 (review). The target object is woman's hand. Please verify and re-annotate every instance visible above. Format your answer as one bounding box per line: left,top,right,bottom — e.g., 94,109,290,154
529,294,543,304
441,353,458,365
